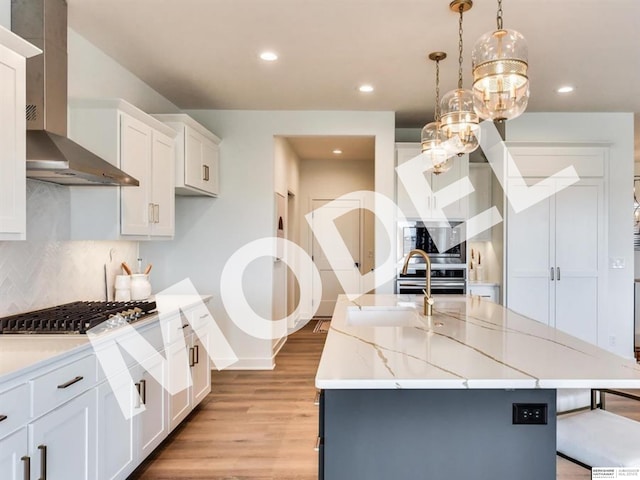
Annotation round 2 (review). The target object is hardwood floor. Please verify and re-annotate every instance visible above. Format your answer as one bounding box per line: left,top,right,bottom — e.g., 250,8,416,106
129,322,640,480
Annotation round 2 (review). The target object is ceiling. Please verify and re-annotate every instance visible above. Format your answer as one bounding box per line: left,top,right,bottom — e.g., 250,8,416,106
285,136,374,162
67,0,640,131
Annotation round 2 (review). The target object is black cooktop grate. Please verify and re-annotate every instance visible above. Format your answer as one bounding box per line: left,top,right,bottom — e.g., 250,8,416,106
0,300,157,334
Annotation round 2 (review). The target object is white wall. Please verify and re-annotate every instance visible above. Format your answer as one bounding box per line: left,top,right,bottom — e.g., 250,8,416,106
0,0,9,30
140,110,395,369
508,112,635,358
68,29,180,114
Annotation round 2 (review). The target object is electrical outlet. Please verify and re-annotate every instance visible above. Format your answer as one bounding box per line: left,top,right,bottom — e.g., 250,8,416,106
512,403,547,425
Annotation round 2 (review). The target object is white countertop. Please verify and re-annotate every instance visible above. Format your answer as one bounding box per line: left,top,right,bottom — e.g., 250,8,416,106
0,295,212,385
315,294,640,390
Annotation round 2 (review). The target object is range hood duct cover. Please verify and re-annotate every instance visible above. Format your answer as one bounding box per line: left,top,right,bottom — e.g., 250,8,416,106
11,0,139,186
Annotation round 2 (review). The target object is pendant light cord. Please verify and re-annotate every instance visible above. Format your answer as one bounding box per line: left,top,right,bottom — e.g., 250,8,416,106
435,58,441,121
497,0,503,30
457,5,464,89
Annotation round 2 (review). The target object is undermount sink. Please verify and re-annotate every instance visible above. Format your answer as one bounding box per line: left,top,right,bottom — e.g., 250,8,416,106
345,305,422,327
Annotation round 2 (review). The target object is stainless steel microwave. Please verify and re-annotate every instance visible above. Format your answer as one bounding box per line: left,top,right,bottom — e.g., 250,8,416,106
400,221,466,265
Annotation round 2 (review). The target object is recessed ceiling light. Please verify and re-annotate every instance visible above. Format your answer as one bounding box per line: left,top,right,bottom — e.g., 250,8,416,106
259,51,278,62
332,149,343,155
358,84,374,93
557,85,574,94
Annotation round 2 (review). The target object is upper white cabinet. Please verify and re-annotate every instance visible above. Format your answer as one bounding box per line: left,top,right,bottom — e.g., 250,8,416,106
395,143,469,220
0,27,41,241
68,99,177,240
468,163,493,241
153,114,221,197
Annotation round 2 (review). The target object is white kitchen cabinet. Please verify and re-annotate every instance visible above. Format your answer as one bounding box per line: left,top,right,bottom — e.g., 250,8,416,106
0,27,40,241
506,145,607,345
29,389,97,480
153,114,221,197
68,99,177,240
396,143,469,220
0,428,28,480
166,308,212,432
135,355,168,461
468,163,493,241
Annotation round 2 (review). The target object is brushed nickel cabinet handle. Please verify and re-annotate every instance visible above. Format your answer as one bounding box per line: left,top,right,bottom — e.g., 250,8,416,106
550,267,554,281
194,344,199,365
189,347,195,367
314,437,321,452
140,379,147,405
203,165,210,182
0,414,7,422
154,204,160,223
21,455,30,480
314,391,321,406
556,266,561,281
135,382,142,408
57,376,83,389
38,445,47,480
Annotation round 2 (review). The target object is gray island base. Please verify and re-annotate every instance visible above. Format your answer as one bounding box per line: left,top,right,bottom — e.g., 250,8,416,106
315,295,640,480
322,388,556,480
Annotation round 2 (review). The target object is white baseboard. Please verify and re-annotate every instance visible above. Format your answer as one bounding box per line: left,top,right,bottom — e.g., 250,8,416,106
272,335,287,357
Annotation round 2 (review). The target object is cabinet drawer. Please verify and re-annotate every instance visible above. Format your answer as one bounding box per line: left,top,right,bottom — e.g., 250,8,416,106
0,383,29,437
31,355,97,418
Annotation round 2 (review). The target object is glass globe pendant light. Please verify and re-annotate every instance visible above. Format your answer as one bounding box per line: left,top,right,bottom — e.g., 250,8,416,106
439,0,480,155
421,52,456,175
471,0,529,121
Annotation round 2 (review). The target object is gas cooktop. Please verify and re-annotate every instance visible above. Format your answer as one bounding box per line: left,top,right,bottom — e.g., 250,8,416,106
0,300,157,334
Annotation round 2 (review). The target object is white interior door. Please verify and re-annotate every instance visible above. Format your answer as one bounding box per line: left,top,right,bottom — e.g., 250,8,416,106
311,199,361,317
554,180,602,343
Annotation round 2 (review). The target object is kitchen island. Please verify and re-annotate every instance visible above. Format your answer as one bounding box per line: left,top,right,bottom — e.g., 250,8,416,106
315,294,640,480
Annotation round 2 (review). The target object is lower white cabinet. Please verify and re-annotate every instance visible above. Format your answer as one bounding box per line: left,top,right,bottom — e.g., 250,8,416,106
167,328,211,432
29,389,97,480
136,355,168,460
0,428,28,480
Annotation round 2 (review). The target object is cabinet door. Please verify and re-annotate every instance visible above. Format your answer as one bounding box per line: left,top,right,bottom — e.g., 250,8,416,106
29,389,97,480
396,144,426,219
0,428,28,480
468,164,492,241
554,181,602,344
136,355,168,461
184,127,205,191
150,132,175,237
96,371,136,480
506,181,554,326
201,139,219,196
191,331,211,406
0,46,26,239
167,338,192,432
430,154,469,220
120,113,152,236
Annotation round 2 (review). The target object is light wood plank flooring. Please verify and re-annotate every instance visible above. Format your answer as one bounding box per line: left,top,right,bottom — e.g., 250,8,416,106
129,322,639,479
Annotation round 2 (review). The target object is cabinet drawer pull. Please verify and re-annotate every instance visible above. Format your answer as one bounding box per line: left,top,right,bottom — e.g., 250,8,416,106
189,347,195,367
38,445,47,480
182,324,190,329
140,379,147,405
314,437,321,452
194,344,199,364
21,455,30,480
57,376,83,389
0,414,7,422
203,165,210,182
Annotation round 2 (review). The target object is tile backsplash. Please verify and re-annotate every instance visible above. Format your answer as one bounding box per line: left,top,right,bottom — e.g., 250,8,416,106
0,181,138,316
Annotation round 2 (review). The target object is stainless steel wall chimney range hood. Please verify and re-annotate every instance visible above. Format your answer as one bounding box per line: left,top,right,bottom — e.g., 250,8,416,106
11,0,139,186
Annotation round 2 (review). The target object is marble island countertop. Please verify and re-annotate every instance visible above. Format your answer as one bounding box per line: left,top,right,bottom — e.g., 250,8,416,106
315,294,640,390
